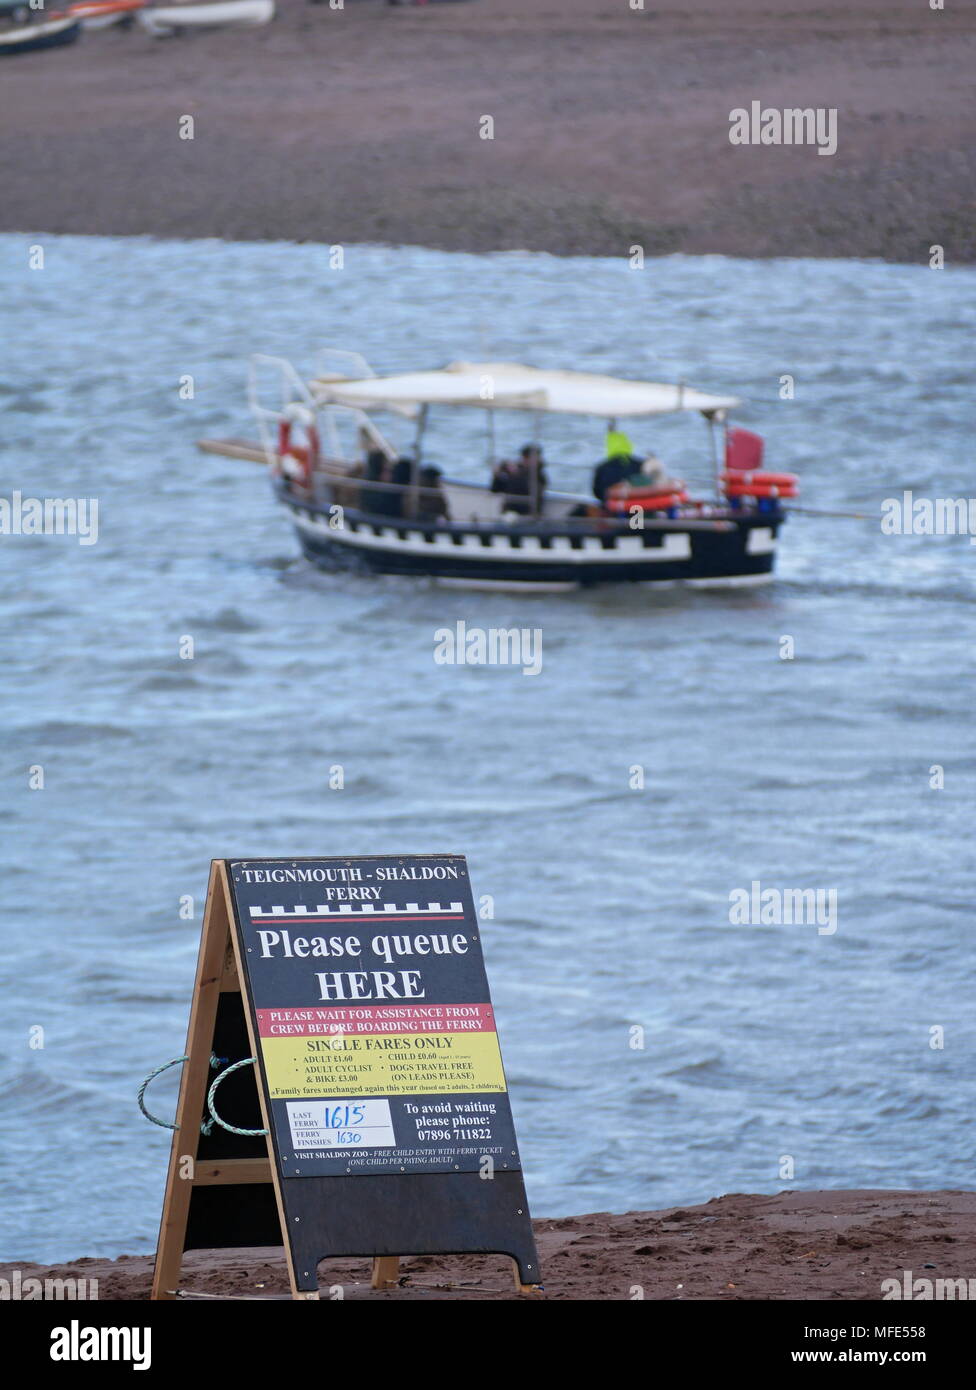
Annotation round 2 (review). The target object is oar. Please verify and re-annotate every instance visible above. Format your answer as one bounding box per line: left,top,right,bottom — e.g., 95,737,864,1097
197,437,270,463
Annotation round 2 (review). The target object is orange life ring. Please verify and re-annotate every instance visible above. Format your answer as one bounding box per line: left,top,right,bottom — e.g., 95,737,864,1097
721,471,797,489
606,481,689,512
606,493,688,513
277,417,320,490
722,471,798,500
724,486,798,501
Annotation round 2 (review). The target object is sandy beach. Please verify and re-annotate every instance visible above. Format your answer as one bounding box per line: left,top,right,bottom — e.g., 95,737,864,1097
5,1190,975,1300
1,0,973,261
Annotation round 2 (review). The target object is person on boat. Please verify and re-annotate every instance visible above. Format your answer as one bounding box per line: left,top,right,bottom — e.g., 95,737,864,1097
490,458,519,501
491,444,547,516
604,424,635,462
362,449,399,517
592,424,646,502
521,444,547,514
416,465,449,522
390,456,414,519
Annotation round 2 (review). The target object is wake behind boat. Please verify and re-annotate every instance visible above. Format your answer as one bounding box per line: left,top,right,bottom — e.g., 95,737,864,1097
201,353,799,592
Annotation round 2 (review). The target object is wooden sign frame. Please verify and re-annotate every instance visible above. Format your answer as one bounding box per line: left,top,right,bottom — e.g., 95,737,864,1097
152,859,541,1299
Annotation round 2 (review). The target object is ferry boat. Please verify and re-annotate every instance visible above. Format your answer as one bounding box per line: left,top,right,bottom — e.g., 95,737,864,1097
201,353,798,591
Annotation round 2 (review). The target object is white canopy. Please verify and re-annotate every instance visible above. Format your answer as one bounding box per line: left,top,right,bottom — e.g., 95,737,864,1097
310,361,739,419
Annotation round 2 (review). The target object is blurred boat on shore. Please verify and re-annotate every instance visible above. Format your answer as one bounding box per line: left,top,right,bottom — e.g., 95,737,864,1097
137,0,273,35
0,11,81,52
68,0,146,29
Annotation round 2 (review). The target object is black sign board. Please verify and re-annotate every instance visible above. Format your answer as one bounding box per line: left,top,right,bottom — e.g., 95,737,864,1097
228,854,522,1180
152,857,540,1299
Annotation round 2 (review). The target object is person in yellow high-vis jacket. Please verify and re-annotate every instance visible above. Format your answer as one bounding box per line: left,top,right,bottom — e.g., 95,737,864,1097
593,421,645,501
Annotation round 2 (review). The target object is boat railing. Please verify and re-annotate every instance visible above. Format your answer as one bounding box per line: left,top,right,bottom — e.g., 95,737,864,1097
287,467,739,531
287,470,739,532
301,460,581,511
247,354,316,464
317,405,397,467
283,445,759,530
248,354,397,468
311,348,376,385
276,468,415,524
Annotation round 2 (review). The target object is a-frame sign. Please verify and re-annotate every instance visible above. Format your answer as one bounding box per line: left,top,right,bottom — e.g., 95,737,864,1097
152,857,541,1299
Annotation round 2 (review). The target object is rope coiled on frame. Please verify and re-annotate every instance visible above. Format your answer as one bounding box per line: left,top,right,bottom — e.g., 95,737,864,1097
137,1053,230,1132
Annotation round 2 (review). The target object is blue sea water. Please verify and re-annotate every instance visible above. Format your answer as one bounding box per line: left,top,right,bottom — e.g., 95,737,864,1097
1,234,974,1261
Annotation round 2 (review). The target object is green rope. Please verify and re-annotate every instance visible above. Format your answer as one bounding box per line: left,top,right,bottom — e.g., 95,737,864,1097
138,1053,229,1131
137,1056,188,1130
206,1057,269,1137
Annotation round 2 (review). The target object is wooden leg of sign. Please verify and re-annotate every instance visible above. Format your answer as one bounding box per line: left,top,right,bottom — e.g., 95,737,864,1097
221,864,318,1303
511,1259,541,1294
371,1256,400,1289
152,863,236,1301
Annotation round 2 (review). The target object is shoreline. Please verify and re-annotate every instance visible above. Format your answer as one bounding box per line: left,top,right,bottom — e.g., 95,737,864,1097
1,0,973,264
2,226,965,273
5,1190,975,1300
